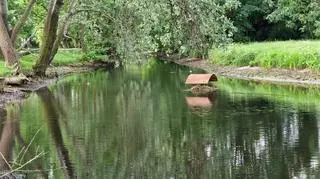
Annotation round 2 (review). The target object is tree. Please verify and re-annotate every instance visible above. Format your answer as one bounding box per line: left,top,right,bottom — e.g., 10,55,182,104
225,0,304,42
10,0,37,46
75,0,238,61
0,0,9,32
49,0,78,64
0,0,19,71
33,0,65,76
0,15,18,69
0,0,37,73
132,0,238,58
268,0,320,38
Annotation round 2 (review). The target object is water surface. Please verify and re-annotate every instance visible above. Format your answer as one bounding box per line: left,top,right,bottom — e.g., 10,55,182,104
1,60,320,178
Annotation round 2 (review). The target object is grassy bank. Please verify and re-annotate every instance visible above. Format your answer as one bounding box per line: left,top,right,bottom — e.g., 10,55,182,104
219,77,320,108
209,40,320,69
0,49,107,76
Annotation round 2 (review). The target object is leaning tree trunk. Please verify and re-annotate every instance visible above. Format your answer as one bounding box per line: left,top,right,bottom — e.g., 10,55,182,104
0,16,19,68
33,0,64,76
0,0,9,60
49,0,77,64
0,0,34,72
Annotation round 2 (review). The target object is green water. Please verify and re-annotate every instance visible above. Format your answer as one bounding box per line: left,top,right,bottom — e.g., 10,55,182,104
1,60,320,178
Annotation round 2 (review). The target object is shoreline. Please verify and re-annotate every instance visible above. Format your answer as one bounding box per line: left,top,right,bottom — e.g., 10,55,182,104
0,60,115,107
167,58,320,87
2,57,319,107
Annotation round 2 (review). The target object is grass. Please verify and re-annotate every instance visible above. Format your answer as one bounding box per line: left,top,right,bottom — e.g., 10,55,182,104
0,61,12,76
0,49,107,76
20,49,85,70
218,77,320,108
209,40,320,69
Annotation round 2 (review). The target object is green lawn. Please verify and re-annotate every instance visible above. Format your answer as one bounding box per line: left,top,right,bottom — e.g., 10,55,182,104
209,40,320,69
0,49,106,76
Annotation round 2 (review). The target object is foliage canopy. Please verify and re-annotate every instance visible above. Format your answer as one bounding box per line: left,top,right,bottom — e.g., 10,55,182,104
1,0,320,68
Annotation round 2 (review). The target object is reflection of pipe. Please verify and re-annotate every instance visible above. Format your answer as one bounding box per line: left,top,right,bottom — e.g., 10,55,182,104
37,87,74,179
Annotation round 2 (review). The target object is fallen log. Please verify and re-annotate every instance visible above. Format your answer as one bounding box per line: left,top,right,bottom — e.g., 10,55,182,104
2,74,30,86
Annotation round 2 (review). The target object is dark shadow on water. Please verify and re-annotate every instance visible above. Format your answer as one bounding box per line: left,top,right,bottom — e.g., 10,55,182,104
36,87,74,179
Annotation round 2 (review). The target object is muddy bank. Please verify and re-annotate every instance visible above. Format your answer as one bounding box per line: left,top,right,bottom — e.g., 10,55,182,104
0,60,115,107
168,58,320,86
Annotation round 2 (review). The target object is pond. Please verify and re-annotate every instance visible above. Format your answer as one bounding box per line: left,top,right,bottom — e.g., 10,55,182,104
1,60,320,178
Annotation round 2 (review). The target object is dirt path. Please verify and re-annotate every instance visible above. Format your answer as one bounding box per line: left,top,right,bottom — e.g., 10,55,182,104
170,58,320,86
0,61,115,107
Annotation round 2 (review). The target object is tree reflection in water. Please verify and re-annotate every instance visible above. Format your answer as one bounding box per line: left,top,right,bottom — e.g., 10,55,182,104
0,106,18,178
7,61,320,178
36,87,74,179
0,104,48,179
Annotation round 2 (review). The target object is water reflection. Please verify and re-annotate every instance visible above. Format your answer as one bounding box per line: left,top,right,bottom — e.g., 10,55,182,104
186,97,213,108
36,87,74,179
8,60,320,178
0,88,75,178
0,105,19,178
186,91,217,117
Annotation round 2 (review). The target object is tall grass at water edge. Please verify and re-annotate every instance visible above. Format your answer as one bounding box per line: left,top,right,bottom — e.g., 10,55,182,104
219,77,320,109
209,40,320,69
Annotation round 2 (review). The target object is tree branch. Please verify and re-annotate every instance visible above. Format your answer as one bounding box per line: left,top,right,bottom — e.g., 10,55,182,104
11,0,37,45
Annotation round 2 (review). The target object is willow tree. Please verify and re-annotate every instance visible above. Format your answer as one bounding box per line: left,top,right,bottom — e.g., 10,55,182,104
77,0,238,61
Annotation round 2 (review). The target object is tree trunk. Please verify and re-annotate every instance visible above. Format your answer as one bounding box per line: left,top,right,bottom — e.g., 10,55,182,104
0,16,18,68
0,0,34,73
0,0,9,32
168,0,175,52
33,0,64,76
11,0,37,45
49,0,77,64
79,23,87,53
0,0,8,60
